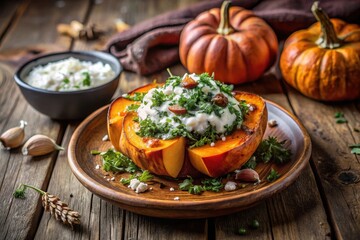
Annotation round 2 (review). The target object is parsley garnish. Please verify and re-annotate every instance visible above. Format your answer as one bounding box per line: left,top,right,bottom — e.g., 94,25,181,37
91,149,139,173
124,92,146,101
82,72,91,86
62,78,70,84
254,136,291,164
349,144,360,155
126,104,140,112
266,168,280,182
178,176,223,194
120,170,153,185
334,112,347,124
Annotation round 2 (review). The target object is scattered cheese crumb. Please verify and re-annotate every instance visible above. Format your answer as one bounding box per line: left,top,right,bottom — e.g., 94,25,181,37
248,104,255,112
224,181,237,191
210,142,215,147
102,134,109,141
135,182,149,193
110,177,115,181
169,187,175,192
128,178,141,190
107,178,110,181
149,187,153,191
222,136,226,141
103,176,106,179
174,196,180,201
95,164,100,170
122,93,128,97
268,119,278,128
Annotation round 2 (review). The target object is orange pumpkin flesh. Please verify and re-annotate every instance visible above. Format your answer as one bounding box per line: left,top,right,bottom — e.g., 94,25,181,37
188,92,267,177
179,1,278,84
280,2,360,101
107,84,267,178
107,83,159,150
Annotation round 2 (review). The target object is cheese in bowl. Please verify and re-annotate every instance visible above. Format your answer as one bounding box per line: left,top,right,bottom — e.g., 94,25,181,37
107,73,268,178
25,57,116,91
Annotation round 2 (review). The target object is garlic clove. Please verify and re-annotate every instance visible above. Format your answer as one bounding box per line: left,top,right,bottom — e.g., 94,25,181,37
22,134,64,156
0,120,27,149
235,168,260,183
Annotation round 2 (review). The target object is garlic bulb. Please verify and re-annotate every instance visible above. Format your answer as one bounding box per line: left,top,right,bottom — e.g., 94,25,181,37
0,120,27,149
22,134,64,156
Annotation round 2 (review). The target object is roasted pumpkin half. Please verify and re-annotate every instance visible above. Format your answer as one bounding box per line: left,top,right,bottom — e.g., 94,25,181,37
107,74,267,178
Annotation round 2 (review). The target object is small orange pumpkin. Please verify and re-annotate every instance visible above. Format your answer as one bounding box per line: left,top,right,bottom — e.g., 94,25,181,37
179,1,278,84
280,2,360,101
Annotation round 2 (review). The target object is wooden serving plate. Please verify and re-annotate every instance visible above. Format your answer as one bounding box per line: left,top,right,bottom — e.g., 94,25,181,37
68,100,311,219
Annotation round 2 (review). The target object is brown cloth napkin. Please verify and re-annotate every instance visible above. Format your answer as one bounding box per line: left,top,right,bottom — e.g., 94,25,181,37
106,0,360,75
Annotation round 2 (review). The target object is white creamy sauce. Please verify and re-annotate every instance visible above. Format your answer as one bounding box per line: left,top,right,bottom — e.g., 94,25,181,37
25,57,115,91
137,73,243,137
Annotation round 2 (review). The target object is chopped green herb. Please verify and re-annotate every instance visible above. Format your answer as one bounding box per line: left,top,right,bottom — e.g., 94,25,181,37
124,92,146,101
334,112,347,124
242,156,257,169
201,178,223,192
120,170,153,185
178,176,223,194
62,78,70,84
254,136,292,164
178,177,204,195
82,72,91,86
349,144,360,155
92,149,139,173
266,168,280,182
126,104,140,112
249,219,260,229
238,227,247,235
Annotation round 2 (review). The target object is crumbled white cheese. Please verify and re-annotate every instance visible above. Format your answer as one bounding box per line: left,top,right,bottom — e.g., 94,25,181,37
210,142,215,147
102,134,109,141
248,104,255,112
95,164,100,170
268,119,278,128
128,178,141,190
174,196,180,201
169,187,175,192
110,177,115,181
135,182,149,193
224,181,237,191
221,136,226,141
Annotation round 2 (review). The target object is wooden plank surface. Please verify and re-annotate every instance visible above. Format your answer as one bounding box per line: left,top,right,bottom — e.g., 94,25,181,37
286,88,360,240
0,0,359,239
0,0,89,239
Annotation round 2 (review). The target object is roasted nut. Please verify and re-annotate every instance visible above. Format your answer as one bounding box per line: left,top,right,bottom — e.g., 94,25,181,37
181,76,198,89
168,105,187,115
212,93,228,107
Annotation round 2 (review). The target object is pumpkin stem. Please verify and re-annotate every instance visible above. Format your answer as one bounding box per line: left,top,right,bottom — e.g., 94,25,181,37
311,1,341,49
217,1,234,35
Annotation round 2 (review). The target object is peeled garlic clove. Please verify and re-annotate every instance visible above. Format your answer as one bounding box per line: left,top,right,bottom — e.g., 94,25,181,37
22,134,64,156
235,169,260,183
0,120,27,149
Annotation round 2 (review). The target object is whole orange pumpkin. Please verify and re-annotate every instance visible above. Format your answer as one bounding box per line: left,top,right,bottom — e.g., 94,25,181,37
280,2,360,101
179,1,278,84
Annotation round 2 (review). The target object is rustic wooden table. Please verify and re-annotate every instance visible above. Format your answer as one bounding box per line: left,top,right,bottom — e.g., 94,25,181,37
0,0,359,239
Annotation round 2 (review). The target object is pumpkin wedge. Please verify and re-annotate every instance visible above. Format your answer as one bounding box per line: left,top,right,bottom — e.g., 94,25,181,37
120,112,186,178
107,83,160,150
188,92,267,177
